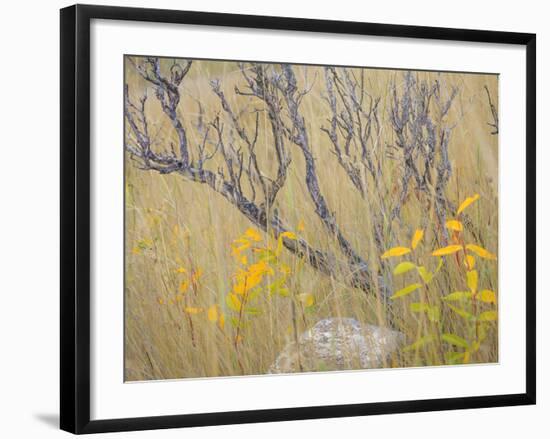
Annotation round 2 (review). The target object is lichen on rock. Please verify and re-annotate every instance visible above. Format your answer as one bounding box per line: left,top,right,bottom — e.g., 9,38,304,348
268,318,404,374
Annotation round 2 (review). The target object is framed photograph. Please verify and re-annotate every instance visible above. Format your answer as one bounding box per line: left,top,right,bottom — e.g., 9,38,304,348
60,4,536,434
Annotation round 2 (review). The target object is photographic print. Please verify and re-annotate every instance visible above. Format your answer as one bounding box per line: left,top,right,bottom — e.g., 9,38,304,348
124,56,499,381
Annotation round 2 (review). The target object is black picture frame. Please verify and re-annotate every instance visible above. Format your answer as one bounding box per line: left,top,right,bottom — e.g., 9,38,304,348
60,4,536,434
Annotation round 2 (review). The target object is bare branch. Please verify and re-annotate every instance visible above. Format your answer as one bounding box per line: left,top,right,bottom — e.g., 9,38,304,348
125,59,377,295
129,57,192,167
484,85,499,135
273,64,374,290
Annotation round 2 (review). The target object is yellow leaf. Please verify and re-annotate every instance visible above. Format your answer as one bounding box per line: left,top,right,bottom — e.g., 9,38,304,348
432,245,463,256
248,260,274,276
175,267,187,274
233,275,260,295
244,228,262,242
218,313,225,330
480,289,497,304
297,219,305,232
132,247,142,255
276,231,297,256
179,281,189,293
479,310,498,321
297,293,315,307
157,298,165,305
207,305,218,322
232,241,251,256
465,255,476,270
390,283,422,300
226,293,242,312
457,193,480,215
446,220,463,232
463,351,471,364
466,244,497,260
381,247,412,259
393,261,416,275
184,307,203,314
280,231,297,240
411,229,424,250
467,270,478,294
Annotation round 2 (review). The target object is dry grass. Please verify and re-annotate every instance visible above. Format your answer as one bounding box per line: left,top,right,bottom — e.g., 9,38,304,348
124,58,498,381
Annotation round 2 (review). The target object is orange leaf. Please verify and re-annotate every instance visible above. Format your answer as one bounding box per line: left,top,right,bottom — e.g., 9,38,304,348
457,194,480,215
411,229,424,250
466,244,497,260
446,220,463,232
244,228,262,242
465,255,476,270
382,247,412,259
207,305,218,322
432,245,463,256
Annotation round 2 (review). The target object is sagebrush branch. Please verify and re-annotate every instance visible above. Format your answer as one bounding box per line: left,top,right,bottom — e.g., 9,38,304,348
124,57,377,294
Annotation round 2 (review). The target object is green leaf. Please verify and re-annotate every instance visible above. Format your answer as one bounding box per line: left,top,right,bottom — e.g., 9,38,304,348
447,303,475,320
276,287,290,297
443,291,473,302
409,303,440,322
246,286,263,301
244,307,262,315
403,334,435,352
390,283,422,300
442,333,470,349
427,306,440,322
434,258,444,273
226,294,242,312
267,277,287,296
445,351,466,364
417,266,433,284
393,261,416,275
256,248,278,263
478,323,489,342
410,302,431,313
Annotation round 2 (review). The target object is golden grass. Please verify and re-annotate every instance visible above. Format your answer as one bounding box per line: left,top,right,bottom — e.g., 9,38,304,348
124,58,498,381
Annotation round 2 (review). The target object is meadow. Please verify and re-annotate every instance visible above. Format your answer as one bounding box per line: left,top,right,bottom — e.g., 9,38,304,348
124,56,498,381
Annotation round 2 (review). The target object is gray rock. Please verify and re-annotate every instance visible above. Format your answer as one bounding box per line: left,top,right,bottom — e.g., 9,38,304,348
268,318,404,374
